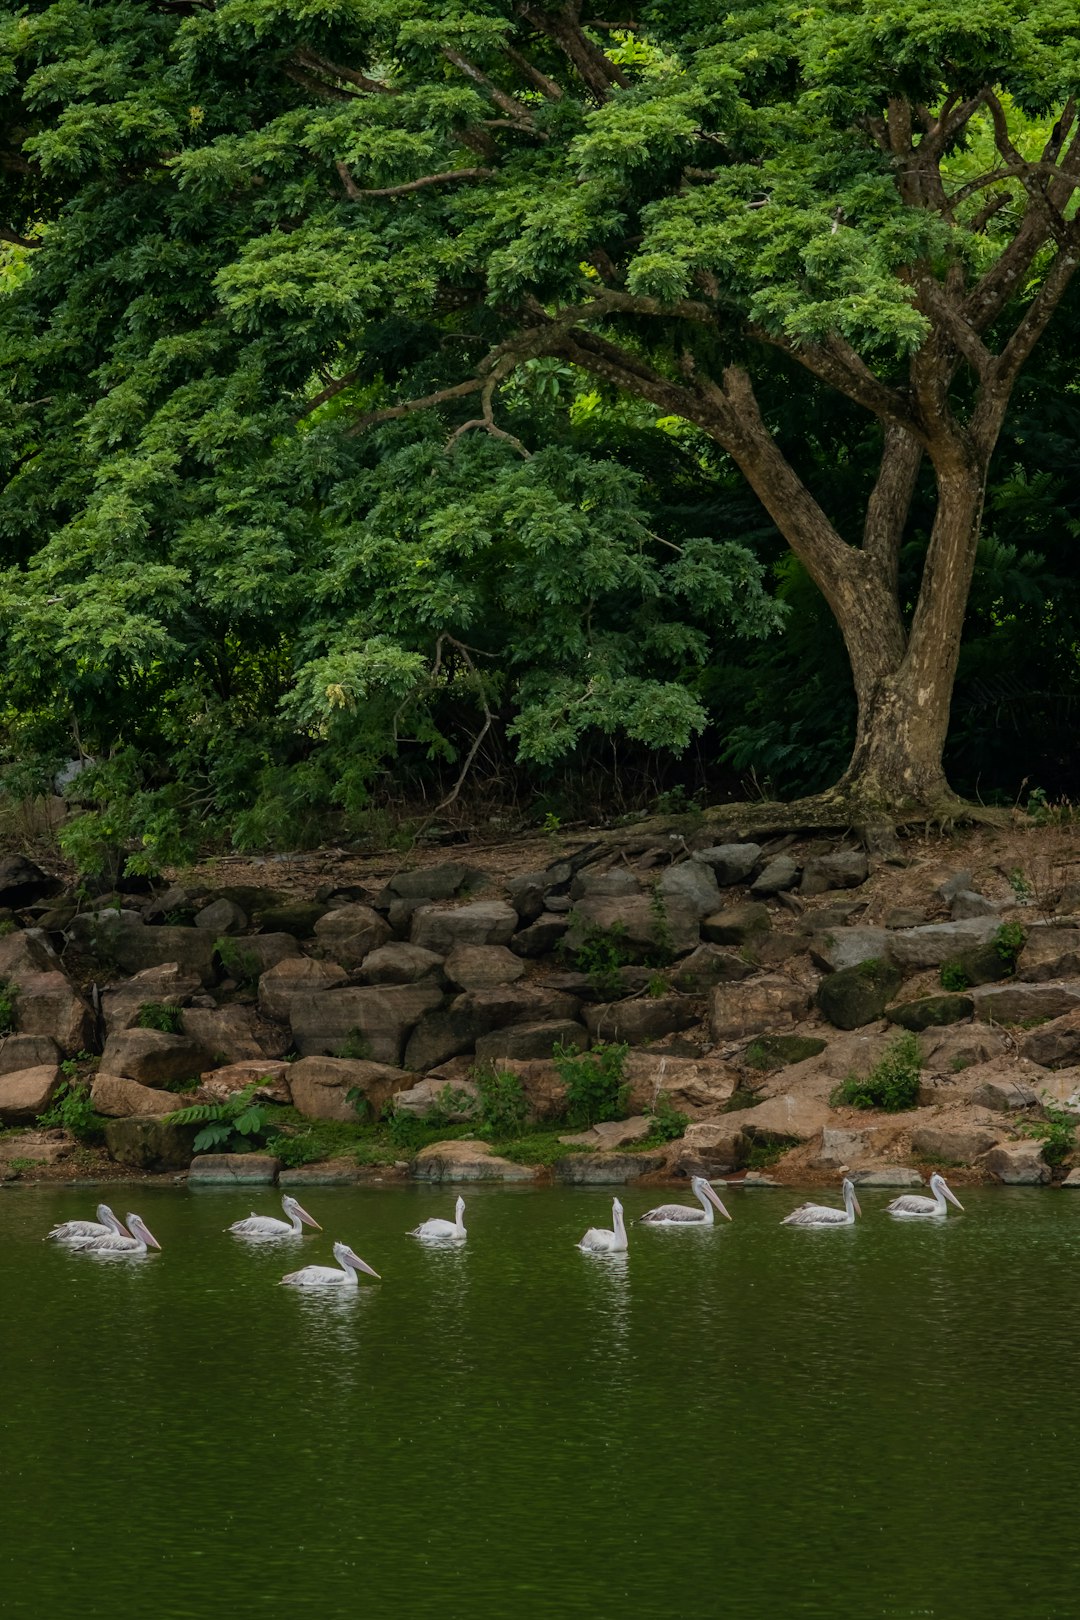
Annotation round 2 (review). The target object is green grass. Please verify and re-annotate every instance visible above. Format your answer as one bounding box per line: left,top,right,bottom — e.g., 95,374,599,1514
831,1032,922,1112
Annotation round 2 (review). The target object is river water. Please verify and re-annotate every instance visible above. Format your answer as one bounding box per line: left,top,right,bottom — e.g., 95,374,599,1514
1,1182,1076,1619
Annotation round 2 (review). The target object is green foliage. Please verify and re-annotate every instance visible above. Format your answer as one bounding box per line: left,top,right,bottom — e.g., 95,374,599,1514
643,1093,690,1145
1016,1105,1076,1167
0,980,16,1035
994,922,1027,970
166,1083,271,1154
473,1065,529,1138
1009,868,1035,900
338,1028,372,1062
744,1137,797,1171
136,1001,183,1035
831,1034,922,1113
38,1082,106,1142
647,887,675,966
939,960,971,992
554,1041,631,1130
0,918,16,937
214,938,262,987
568,920,631,999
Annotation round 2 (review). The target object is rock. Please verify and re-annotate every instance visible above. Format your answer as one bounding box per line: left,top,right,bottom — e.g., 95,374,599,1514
392,1076,480,1120
970,1076,1041,1111
1062,1168,1080,1187
510,914,569,957
489,1058,567,1121
671,944,755,993
886,994,974,1032
67,914,217,984
195,897,248,934
0,1065,62,1122
700,902,772,948
1016,927,1080,982
411,901,518,955
554,1149,667,1183
505,872,546,924
13,968,95,1053
949,941,1015,987
796,900,866,933
104,1114,200,1169
361,943,446,986
583,996,700,1045
569,867,640,900
937,869,974,900
257,956,349,1024
198,1060,292,1104
289,982,444,1064
99,1029,212,1088
885,907,929,929
750,855,799,896
0,855,60,905
188,1152,281,1184
561,1116,653,1149
980,1140,1050,1184
90,1074,183,1117
411,1139,537,1181
443,945,525,990
254,901,328,938
971,982,1080,1024
817,961,903,1030
710,975,811,1040
658,860,721,919
720,1094,833,1144
313,905,392,968
950,890,999,919
693,843,762,886
886,916,1001,971
809,927,891,973
387,862,485,901
0,1034,60,1074
180,1005,269,1064
1020,1009,1080,1069
815,1125,877,1167
799,851,869,896
563,895,700,961
217,933,300,979
288,1055,409,1121
910,1123,999,1163
101,963,203,1034
401,1009,477,1072
743,1033,827,1070
621,1051,737,1115
279,1158,406,1186
0,1130,70,1166
677,1121,747,1173
474,1020,589,1062
919,1023,1007,1072
850,1167,925,1187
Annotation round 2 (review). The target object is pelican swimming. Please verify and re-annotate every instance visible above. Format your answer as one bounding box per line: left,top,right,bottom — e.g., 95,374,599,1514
45,1204,130,1244
281,1241,381,1288
782,1178,861,1229
638,1176,732,1227
578,1197,628,1253
885,1172,964,1220
408,1196,466,1242
227,1195,322,1238
68,1213,161,1255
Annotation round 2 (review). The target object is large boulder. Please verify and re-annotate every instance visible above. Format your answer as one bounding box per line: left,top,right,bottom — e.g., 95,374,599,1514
671,944,755,993
443,945,525,990
13,968,95,1052
980,1140,1051,1184
0,1064,62,1122
800,851,869,896
657,860,721,919
257,956,349,1024
885,993,974,1032
910,1122,1000,1162
103,1114,199,1170
66,914,217,984
816,961,903,1030
387,862,485,901
0,1033,60,1074
90,1073,183,1117
198,1059,292,1103
411,901,518,955
411,1139,537,1181
709,975,812,1040
719,1093,832,1144
886,916,1002,971
195,897,248,934
288,1055,409,1120
510,913,570,957
289,982,444,1064
810,927,891,973
693,843,762,886
180,1005,271,1064
970,1075,1040,1111
919,1022,1007,1073
0,855,61,905
583,996,700,1045
474,1020,589,1062
1020,1009,1080,1070
217,933,300,980
701,902,771,948
563,895,700,962
750,855,799,896
392,1076,480,1120
253,901,329,938
554,1149,667,1183
360,943,446,986
98,1028,213,1088
313,905,392,968
188,1153,281,1185
1016,927,1080,982
677,1120,747,1173
744,1033,827,1070
101,963,203,1035
971,982,1080,1023
623,1050,738,1114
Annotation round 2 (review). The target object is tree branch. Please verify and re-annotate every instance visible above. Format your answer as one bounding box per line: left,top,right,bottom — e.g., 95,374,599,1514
344,376,489,436
442,47,538,127
344,167,495,198
862,423,923,597
501,43,564,100
0,227,37,249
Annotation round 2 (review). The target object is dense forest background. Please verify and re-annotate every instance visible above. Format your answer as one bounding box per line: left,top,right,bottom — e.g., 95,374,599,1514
2,1,1079,874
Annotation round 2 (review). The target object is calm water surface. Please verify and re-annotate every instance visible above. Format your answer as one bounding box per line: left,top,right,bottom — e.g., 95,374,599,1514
1,1182,1077,1619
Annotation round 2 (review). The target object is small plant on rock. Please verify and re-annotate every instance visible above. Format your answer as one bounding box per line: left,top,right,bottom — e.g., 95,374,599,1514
473,1064,529,1137
939,960,970,992
994,921,1026,972
136,1001,183,1034
166,1083,271,1153
645,1092,689,1144
0,978,17,1034
554,1040,630,1129
338,1027,372,1061
1016,1104,1075,1166
831,1033,922,1112
38,1081,106,1142
214,936,262,987
569,920,631,999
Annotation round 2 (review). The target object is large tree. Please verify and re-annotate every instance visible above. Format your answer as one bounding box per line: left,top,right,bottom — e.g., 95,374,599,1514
3,0,1080,830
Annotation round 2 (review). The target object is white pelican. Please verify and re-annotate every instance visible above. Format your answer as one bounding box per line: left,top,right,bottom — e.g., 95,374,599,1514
68,1213,161,1255
408,1195,466,1242
578,1197,628,1253
638,1176,732,1227
227,1195,322,1238
782,1178,861,1229
885,1172,964,1220
281,1241,381,1288
46,1204,130,1243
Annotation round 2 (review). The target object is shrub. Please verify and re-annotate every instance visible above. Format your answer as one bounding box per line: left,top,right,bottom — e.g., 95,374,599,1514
474,1065,529,1137
166,1083,271,1152
554,1040,630,1129
1017,1105,1075,1166
994,921,1026,971
38,1081,106,1142
645,1092,689,1144
568,920,631,998
831,1033,922,1112
136,1001,183,1034
338,1027,372,1060
214,937,262,986
0,979,17,1034
939,960,970,992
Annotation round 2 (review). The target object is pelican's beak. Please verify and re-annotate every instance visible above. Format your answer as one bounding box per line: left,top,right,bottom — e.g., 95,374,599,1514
347,1251,381,1280
945,1186,964,1211
297,1205,322,1230
852,1194,862,1218
144,1228,162,1250
705,1183,733,1220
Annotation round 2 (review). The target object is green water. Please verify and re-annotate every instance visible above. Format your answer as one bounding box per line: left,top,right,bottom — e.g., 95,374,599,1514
1,1183,1077,1620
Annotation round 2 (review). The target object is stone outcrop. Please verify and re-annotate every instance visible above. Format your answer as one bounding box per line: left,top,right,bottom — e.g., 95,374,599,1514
188,1152,281,1184
99,1028,213,1088
1019,1009,1080,1070
411,1139,537,1181
257,956,349,1023
103,1114,199,1169
312,905,391,968
287,1056,408,1120
710,975,810,1040
90,1073,182,1117
583,996,700,1045
979,1140,1050,1184
411,901,518,955
289,982,444,1064
816,962,902,1030
0,1064,62,1122
564,895,700,961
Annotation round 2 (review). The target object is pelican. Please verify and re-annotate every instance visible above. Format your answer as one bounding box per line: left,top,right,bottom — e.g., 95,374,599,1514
782,1178,861,1229
227,1195,322,1238
45,1204,130,1243
885,1172,964,1220
281,1241,381,1288
578,1197,628,1254
68,1213,161,1255
638,1176,732,1227
408,1196,466,1242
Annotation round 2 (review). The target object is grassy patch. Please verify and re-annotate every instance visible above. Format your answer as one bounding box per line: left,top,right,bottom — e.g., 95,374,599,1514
136,1001,183,1034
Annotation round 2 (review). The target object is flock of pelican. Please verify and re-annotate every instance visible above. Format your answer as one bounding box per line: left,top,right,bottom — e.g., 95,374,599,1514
43,1171,965,1280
